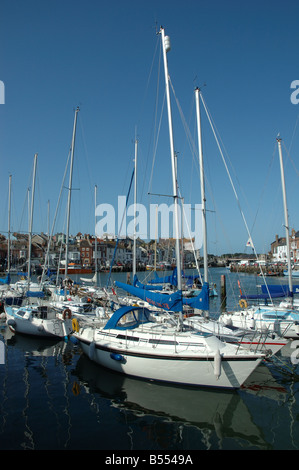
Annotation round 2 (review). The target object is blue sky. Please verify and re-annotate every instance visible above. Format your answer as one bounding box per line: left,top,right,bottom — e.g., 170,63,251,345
0,0,299,255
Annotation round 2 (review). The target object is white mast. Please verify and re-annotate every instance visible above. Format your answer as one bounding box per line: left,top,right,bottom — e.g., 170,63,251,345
7,174,11,275
195,88,208,283
277,136,293,301
160,27,182,293
133,138,138,278
28,153,38,287
94,184,98,286
65,107,79,282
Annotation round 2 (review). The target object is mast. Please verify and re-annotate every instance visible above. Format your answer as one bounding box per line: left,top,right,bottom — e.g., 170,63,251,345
160,27,182,293
195,88,208,283
154,205,158,271
65,107,79,282
277,137,293,301
94,184,98,286
28,153,38,287
133,138,138,278
7,174,11,275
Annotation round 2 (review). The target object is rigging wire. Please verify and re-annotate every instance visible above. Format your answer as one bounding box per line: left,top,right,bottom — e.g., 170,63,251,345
200,93,273,301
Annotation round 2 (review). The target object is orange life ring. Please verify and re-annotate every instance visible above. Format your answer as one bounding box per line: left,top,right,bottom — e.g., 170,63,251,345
63,308,72,320
239,299,248,309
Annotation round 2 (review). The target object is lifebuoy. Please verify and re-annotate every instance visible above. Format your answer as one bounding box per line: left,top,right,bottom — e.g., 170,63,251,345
239,299,248,309
72,317,80,333
63,308,72,320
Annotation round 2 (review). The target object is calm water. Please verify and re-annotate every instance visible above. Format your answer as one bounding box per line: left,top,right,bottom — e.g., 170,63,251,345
0,268,299,451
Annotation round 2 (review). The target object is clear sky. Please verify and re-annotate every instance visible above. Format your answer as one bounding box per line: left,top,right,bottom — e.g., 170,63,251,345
1,0,299,255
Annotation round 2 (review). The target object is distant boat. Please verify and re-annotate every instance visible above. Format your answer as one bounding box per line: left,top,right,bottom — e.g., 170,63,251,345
59,263,93,275
6,292,73,339
283,270,299,278
220,137,299,338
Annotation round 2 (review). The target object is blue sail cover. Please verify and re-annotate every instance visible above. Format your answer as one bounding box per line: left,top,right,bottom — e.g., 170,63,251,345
115,280,183,312
240,292,285,300
115,280,209,312
133,275,163,291
148,268,178,286
148,267,200,288
183,282,209,310
0,273,10,284
26,291,45,298
261,284,299,296
182,273,200,288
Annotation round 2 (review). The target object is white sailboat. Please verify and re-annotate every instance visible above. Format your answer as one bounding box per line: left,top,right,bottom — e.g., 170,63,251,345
181,90,288,354
0,175,24,318
73,27,266,389
5,151,73,339
220,137,299,339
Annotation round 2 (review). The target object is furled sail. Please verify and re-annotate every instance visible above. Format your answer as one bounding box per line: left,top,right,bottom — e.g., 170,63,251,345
183,281,209,310
148,268,178,285
0,273,10,284
115,280,209,312
115,280,183,311
133,275,163,290
147,267,200,288
261,284,299,296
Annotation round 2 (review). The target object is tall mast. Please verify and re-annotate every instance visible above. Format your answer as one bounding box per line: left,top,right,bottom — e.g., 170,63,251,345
65,107,79,281
7,174,11,275
277,137,293,301
94,184,98,286
160,27,182,293
195,88,208,283
28,153,38,287
133,138,138,278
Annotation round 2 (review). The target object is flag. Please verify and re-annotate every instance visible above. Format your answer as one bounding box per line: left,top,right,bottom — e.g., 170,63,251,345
246,237,254,248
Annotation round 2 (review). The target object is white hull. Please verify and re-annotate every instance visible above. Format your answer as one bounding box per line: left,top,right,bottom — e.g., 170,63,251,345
5,305,73,339
78,338,262,389
73,306,265,390
184,317,289,355
221,307,299,339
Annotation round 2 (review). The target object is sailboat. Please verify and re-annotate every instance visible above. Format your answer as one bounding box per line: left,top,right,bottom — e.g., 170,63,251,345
5,152,73,340
220,137,299,339
0,175,24,317
73,27,266,389
114,88,288,355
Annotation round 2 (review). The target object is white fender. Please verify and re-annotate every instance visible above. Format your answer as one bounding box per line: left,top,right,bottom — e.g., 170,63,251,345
214,349,222,379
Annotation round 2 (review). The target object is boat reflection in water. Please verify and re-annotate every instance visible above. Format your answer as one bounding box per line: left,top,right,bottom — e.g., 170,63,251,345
73,354,288,450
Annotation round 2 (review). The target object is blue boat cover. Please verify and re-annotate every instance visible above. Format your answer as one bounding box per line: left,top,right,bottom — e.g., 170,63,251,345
148,267,200,288
261,284,299,296
148,268,178,285
115,280,183,311
26,291,45,298
240,293,285,300
183,281,209,310
115,280,210,311
0,273,10,284
103,305,152,330
133,275,163,290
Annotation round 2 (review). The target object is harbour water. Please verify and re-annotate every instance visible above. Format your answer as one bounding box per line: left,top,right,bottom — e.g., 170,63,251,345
0,268,299,451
